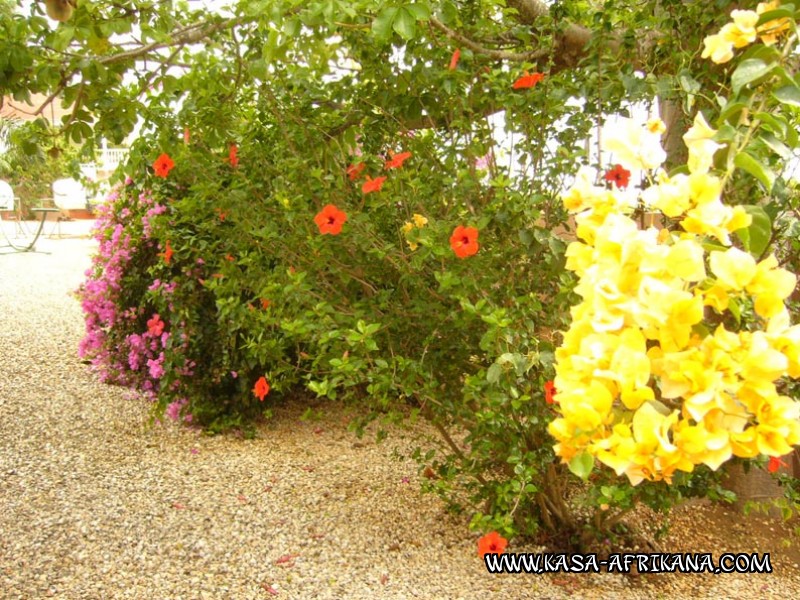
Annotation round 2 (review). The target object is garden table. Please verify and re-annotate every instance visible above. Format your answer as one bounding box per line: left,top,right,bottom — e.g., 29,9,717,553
0,207,60,252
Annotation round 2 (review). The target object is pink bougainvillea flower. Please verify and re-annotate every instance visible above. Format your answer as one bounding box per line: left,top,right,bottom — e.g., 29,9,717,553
314,204,348,235
362,175,387,194
147,314,165,337
449,48,461,71
253,376,270,401
162,240,173,264
449,225,480,258
346,162,366,181
604,164,631,189
153,153,175,178
190,448,199,455
544,381,557,405
512,72,545,90
228,143,239,168
385,151,412,170
477,532,508,558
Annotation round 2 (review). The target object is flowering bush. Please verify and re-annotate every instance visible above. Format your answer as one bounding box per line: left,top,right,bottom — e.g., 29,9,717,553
65,0,800,553
551,5,800,494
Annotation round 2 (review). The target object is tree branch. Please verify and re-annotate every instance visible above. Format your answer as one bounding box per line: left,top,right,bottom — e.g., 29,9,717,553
97,17,248,66
429,17,549,62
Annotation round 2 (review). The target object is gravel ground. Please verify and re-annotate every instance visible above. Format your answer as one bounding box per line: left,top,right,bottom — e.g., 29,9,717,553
1,236,799,599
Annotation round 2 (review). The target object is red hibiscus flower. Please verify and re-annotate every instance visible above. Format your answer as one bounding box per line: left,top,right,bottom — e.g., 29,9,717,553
162,240,173,264
512,72,545,90
314,204,348,235
228,144,239,168
544,381,557,404
477,532,508,559
253,376,270,401
362,175,387,194
449,225,479,258
153,153,175,178
604,164,631,189
385,151,412,170
449,48,461,71
347,162,366,181
768,456,788,473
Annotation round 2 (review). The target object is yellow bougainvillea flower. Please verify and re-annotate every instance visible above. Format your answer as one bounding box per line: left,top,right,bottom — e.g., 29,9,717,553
642,173,692,217
601,117,667,171
709,247,757,290
702,283,729,312
681,200,750,245
757,1,791,46
745,255,797,318
683,113,724,174
726,10,760,47
666,238,706,282
646,117,667,135
701,32,735,64
562,166,606,213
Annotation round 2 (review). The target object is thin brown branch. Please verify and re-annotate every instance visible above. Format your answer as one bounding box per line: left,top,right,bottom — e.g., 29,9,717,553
429,17,548,62
97,17,249,66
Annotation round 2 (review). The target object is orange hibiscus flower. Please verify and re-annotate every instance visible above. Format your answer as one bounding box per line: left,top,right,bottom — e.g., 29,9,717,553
604,164,631,189
347,162,366,181
477,532,508,558
153,153,175,178
544,381,557,404
362,175,387,194
449,48,461,71
228,144,239,168
162,240,173,264
512,72,545,90
253,376,270,401
314,204,348,235
385,151,412,170
449,225,479,258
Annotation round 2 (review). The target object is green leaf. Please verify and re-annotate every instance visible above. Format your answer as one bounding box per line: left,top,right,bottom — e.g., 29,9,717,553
734,151,775,191
393,7,417,40
731,59,776,95
405,3,431,20
773,85,800,108
728,297,742,325
743,205,772,257
568,452,594,481
759,131,792,159
372,7,398,41
678,70,701,95
757,6,796,26
249,59,268,80
486,363,502,384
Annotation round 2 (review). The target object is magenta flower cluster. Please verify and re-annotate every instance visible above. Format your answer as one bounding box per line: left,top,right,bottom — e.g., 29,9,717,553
76,184,194,420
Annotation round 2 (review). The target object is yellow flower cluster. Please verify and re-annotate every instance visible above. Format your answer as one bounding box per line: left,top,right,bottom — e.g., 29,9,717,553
549,116,800,485
702,2,790,64
401,213,428,250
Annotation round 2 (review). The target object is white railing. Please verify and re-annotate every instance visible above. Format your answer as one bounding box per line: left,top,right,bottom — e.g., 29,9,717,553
101,147,127,169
